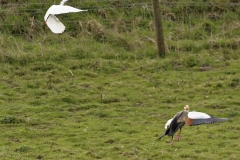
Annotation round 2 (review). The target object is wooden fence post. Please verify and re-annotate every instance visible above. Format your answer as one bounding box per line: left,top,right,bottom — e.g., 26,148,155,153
152,0,165,57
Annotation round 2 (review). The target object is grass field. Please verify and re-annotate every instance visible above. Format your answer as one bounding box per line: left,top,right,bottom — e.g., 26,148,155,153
0,0,240,159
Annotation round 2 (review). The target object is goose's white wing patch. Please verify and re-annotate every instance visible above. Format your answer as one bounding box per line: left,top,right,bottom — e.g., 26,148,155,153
188,111,211,119
165,118,173,129
46,15,65,34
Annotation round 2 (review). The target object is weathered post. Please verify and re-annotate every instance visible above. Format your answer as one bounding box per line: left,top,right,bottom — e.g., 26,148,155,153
152,0,165,57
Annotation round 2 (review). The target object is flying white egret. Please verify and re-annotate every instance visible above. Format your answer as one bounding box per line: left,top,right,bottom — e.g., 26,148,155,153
158,105,229,146
44,0,87,34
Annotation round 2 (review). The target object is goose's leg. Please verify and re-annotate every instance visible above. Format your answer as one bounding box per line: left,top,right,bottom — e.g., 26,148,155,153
170,136,174,146
176,127,182,141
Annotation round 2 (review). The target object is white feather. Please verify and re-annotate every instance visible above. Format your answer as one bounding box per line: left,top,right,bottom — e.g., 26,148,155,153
188,111,211,119
165,118,173,129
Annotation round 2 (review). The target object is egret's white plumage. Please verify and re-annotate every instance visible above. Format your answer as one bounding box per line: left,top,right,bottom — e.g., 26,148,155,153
44,0,87,34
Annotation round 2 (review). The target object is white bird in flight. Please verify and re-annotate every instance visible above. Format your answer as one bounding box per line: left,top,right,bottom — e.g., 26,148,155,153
44,0,87,34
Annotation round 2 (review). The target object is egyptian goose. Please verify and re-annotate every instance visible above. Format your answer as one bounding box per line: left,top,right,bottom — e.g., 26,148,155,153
158,105,229,146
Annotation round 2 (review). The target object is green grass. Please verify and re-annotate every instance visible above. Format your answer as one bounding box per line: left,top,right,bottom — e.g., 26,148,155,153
0,0,240,159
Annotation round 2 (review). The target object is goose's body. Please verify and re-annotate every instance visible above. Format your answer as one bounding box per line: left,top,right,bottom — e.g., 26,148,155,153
158,105,228,146
44,0,87,34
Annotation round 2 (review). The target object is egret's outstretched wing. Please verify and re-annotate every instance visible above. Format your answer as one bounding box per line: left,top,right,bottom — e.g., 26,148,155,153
49,5,86,16
46,15,65,34
44,5,87,21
